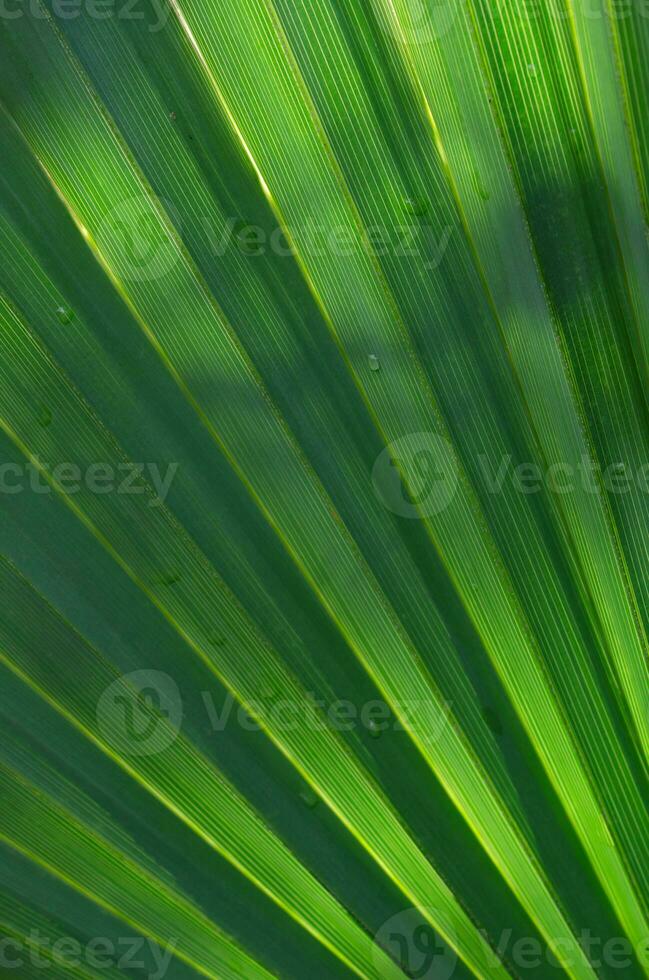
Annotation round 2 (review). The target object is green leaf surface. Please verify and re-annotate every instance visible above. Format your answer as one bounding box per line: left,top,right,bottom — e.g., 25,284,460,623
0,2,647,979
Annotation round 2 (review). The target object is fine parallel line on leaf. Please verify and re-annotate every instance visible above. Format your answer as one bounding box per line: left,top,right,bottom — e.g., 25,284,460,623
378,0,649,888
0,9,636,972
163,0,643,956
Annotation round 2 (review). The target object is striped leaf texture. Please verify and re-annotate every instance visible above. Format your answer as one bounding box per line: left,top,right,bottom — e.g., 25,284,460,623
0,1,647,977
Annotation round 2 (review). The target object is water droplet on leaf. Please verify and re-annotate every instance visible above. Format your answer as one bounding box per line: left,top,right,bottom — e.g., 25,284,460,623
368,354,381,372
56,305,74,325
299,788,319,809
404,197,428,217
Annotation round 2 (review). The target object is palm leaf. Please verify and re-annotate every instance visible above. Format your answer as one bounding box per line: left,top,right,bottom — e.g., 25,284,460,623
0,1,647,978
